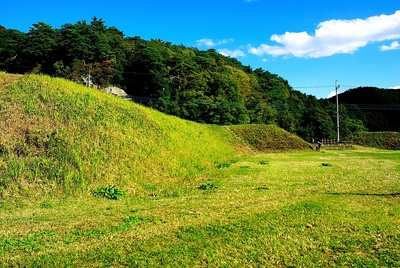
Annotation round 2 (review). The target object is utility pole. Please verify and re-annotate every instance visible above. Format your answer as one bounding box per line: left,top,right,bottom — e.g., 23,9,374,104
335,80,340,142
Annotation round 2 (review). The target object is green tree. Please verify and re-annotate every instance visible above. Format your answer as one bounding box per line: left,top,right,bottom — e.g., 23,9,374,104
248,103,278,125
0,26,26,71
21,22,59,72
59,20,95,64
298,96,336,141
320,100,368,140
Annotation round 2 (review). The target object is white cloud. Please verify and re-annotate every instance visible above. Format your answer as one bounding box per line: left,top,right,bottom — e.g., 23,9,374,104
327,91,337,98
218,38,235,45
196,38,235,47
248,43,288,57
380,41,400,51
390,85,400,89
248,10,400,58
218,49,245,58
196,38,215,47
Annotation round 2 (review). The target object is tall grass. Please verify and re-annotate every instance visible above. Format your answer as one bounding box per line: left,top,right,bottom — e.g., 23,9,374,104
0,74,240,198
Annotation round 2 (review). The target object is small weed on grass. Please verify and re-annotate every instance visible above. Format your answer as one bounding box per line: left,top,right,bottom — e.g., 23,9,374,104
92,185,125,200
216,159,237,169
256,185,269,190
39,200,52,209
198,182,219,190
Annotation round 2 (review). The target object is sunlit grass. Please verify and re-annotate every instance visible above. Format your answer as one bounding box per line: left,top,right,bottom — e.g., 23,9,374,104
1,73,399,266
1,149,399,267
0,74,240,198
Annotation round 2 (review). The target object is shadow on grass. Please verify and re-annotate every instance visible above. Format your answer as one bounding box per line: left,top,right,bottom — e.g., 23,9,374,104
326,192,400,197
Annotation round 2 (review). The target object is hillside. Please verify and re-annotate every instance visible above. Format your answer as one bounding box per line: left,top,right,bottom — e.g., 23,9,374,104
230,124,312,152
333,86,400,104
2,74,399,267
350,132,400,150
329,87,400,132
1,19,368,141
0,73,313,199
0,73,241,198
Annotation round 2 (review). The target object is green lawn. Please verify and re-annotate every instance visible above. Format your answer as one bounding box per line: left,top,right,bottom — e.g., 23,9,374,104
1,148,399,267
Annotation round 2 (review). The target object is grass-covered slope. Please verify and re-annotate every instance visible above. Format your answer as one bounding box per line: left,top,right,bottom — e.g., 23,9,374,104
0,73,312,199
0,73,242,198
231,124,312,152
350,132,400,150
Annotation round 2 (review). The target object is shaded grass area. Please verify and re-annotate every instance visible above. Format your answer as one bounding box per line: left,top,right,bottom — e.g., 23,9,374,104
1,149,399,267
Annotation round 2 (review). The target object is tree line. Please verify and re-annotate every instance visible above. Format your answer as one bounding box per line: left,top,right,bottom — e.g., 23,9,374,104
4,17,393,141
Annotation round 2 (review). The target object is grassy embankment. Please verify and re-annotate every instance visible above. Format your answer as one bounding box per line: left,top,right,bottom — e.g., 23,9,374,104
0,73,399,267
230,124,313,152
0,73,246,199
0,73,312,200
351,131,400,150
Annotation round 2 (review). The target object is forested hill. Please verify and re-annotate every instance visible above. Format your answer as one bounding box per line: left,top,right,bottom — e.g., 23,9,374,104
329,87,400,132
0,17,374,141
334,87,400,104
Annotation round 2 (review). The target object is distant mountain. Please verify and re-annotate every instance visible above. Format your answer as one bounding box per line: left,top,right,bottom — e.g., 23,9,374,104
329,87,400,132
331,86,400,104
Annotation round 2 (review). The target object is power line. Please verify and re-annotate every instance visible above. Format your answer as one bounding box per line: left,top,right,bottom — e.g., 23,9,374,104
293,85,359,89
344,104,400,111
293,86,333,88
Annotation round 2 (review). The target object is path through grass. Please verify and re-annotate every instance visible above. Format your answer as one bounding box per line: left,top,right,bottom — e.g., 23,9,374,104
1,148,399,267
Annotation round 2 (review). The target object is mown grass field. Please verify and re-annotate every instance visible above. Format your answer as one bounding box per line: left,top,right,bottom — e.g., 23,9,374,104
1,149,399,267
1,73,399,267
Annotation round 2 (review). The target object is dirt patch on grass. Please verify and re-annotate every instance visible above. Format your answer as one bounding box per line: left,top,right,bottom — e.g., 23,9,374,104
0,73,21,90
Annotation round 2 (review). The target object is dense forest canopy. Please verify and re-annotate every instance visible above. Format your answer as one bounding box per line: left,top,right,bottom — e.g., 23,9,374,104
1,17,398,140
328,87,400,132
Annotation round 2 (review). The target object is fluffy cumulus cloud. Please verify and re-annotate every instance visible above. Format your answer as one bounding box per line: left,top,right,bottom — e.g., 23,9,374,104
196,38,235,47
380,41,400,51
248,10,400,58
390,85,400,89
218,49,245,57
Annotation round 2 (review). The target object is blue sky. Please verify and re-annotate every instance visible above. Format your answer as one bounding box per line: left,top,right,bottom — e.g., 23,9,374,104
2,0,400,99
